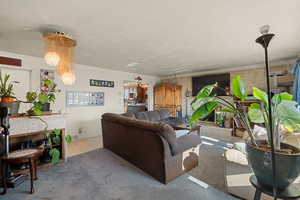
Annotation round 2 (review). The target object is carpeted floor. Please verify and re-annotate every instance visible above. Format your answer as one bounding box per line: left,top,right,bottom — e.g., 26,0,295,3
2,127,240,200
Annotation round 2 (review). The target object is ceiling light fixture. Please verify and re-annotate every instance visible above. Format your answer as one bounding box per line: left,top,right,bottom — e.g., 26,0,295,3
43,32,77,85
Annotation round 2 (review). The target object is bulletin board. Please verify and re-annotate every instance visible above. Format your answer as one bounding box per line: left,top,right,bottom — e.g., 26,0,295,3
66,91,104,107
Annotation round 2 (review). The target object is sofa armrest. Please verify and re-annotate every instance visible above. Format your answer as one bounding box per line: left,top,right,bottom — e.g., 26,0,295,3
174,132,202,155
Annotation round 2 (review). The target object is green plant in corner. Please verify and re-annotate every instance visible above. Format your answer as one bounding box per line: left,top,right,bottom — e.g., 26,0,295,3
47,128,72,164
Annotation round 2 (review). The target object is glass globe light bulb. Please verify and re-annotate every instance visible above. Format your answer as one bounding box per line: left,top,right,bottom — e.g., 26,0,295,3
61,71,76,85
260,25,270,35
44,52,60,66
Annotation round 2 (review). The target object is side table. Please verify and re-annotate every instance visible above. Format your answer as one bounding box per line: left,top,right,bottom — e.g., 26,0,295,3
1,148,43,195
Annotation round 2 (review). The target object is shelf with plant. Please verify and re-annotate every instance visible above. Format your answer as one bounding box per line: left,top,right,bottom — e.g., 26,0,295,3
44,128,72,164
189,75,300,190
25,79,60,115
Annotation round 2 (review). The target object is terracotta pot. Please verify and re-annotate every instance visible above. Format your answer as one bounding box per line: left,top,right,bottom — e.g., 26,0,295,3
1,97,15,102
246,140,300,190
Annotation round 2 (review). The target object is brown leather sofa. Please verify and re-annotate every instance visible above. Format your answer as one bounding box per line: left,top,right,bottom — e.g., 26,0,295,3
101,109,202,184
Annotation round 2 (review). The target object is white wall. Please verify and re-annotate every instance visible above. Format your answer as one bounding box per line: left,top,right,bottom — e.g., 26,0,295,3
0,51,159,139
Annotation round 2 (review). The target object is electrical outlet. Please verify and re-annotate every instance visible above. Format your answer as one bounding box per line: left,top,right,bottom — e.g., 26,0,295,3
78,127,83,134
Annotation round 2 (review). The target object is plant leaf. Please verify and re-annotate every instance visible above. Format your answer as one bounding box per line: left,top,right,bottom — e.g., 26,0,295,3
189,101,219,125
272,92,293,105
219,108,235,113
191,85,215,105
65,135,72,143
38,93,49,104
253,87,268,106
49,148,60,164
33,107,43,115
248,107,265,123
53,129,61,136
48,93,56,102
26,92,37,102
231,75,247,100
277,100,300,132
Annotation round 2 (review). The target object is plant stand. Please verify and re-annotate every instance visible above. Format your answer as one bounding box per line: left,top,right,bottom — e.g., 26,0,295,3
250,175,300,200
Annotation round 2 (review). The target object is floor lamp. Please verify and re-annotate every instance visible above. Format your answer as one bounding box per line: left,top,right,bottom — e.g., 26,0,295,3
255,25,278,199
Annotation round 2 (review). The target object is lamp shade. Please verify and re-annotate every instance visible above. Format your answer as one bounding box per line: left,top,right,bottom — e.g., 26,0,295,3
44,51,60,66
61,71,76,85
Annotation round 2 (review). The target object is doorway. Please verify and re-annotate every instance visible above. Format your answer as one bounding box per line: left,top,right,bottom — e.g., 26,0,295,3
123,81,149,113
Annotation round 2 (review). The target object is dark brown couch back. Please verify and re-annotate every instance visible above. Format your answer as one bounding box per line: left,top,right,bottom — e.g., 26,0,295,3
102,113,175,183
123,109,170,122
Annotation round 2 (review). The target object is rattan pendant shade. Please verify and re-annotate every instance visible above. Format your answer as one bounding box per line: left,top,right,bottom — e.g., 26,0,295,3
43,32,76,85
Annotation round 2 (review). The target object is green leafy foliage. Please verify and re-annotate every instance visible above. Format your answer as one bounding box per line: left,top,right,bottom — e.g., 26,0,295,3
25,79,60,115
26,92,37,102
277,100,300,132
253,87,268,106
191,85,215,105
231,75,247,100
65,135,72,143
272,92,293,105
189,101,219,125
32,102,43,115
53,129,61,136
0,74,15,98
49,148,60,164
38,93,49,104
248,103,264,123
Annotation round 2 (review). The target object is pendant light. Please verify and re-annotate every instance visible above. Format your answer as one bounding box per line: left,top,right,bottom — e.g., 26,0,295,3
43,32,77,85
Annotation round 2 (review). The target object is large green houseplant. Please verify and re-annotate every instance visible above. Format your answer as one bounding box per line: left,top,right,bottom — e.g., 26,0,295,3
190,75,300,190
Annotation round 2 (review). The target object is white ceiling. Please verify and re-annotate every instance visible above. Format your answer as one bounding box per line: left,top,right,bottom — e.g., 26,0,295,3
0,0,300,77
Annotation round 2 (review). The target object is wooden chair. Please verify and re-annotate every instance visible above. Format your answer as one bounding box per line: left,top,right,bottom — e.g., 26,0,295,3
1,148,43,195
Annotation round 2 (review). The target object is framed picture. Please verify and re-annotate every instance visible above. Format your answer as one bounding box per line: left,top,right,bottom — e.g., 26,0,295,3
40,69,55,92
90,79,114,88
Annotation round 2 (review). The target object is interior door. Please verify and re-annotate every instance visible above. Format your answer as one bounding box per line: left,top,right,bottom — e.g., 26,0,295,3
1,68,31,113
154,85,165,107
165,84,175,106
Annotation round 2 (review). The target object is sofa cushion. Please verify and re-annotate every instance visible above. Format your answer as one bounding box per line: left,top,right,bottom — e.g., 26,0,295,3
146,111,161,122
159,117,185,127
158,123,178,155
134,112,149,121
121,112,136,119
174,132,201,155
158,109,170,119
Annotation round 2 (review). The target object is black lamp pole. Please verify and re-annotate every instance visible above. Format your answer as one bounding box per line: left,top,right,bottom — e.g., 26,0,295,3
255,25,277,199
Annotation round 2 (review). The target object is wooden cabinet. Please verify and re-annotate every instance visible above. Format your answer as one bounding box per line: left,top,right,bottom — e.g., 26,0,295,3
154,83,182,116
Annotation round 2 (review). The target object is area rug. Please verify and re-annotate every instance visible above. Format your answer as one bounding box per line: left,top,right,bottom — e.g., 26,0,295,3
2,148,237,200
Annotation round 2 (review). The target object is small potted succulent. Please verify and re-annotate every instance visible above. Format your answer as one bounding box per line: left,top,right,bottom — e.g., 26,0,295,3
26,79,60,115
0,74,20,115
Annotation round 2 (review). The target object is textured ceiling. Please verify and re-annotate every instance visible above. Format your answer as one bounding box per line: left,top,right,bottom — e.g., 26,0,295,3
0,0,300,77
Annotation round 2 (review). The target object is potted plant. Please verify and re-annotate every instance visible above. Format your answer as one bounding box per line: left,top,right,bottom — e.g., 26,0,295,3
39,129,72,164
0,74,20,115
189,75,300,190
26,79,60,115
